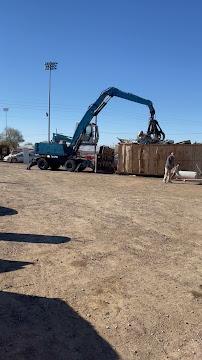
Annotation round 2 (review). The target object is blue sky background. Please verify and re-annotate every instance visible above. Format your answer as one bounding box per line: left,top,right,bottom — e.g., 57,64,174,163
0,0,201,145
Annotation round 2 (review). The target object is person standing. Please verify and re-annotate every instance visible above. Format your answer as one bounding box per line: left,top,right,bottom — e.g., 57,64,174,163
163,152,175,183
26,156,38,170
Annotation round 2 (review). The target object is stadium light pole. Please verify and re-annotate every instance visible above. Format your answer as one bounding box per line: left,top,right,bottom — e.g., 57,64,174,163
45,61,57,143
3,108,9,139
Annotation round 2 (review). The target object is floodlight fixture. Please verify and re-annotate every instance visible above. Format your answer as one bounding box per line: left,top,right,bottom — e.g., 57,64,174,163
45,62,58,71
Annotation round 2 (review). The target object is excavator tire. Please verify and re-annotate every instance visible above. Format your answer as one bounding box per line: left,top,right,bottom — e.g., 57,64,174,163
64,159,77,172
37,158,49,170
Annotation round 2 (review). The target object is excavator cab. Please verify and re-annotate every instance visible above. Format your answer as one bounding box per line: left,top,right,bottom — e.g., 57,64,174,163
80,122,99,145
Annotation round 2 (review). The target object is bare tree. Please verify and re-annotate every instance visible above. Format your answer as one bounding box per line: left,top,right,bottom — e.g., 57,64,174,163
0,128,24,150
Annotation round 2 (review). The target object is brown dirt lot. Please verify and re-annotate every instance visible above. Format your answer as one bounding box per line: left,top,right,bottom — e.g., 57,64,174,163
0,162,201,360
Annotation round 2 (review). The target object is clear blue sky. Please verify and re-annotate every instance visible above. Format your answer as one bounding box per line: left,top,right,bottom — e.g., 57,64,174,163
0,0,201,145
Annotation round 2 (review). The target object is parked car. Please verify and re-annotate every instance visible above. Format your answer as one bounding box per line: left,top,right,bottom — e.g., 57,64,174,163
3,151,35,163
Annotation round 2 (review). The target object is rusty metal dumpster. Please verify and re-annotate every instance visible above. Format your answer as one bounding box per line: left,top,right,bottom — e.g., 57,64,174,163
117,143,202,176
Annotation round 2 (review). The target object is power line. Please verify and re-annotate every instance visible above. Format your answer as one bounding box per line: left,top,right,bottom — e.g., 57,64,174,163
20,130,202,136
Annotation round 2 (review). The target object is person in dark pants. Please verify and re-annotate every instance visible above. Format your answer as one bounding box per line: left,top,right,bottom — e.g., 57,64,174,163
27,157,38,170
163,152,175,183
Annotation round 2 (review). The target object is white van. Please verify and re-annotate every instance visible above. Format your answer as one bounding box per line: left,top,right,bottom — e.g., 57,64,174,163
3,151,35,163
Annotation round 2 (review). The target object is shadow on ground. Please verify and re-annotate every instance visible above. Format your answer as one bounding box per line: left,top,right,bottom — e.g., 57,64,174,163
0,182,23,185
0,233,71,244
0,207,18,216
0,291,119,360
0,259,33,273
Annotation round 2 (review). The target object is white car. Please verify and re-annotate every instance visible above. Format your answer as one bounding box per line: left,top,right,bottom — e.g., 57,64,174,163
3,151,35,163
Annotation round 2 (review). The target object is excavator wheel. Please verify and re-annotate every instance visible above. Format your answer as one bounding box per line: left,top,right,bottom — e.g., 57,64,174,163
37,158,49,170
64,159,77,172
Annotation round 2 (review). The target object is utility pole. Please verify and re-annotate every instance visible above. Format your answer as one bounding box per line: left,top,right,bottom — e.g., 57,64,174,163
3,108,9,139
45,62,57,143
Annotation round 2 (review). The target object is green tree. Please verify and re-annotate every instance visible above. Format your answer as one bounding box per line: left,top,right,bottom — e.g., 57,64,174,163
0,127,24,149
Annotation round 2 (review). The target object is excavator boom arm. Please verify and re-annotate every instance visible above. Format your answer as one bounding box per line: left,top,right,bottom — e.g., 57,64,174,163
70,87,157,149
108,87,155,117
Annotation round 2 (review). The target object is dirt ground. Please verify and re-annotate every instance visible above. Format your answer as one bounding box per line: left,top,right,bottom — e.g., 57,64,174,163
0,162,201,360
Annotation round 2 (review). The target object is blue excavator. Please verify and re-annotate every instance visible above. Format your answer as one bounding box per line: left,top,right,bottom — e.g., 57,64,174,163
32,87,165,171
